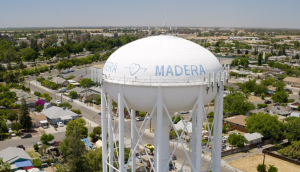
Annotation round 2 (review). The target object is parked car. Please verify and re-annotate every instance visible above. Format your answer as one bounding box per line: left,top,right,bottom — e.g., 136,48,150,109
36,142,43,148
55,100,61,104
136,117,145,121
170,153,177,160
42,163,48,168
69,68,74,72
264,100,272,104
21,134,32,139
17,145,25,150
42,125,48,129
180,111,189,114
62,70,69,74
98,112,101,115
10,131,16,137
58,88,67,93
144,143,154,149
53,123,58,128
68,99,73,102
50,141,61,146
57,122,64,127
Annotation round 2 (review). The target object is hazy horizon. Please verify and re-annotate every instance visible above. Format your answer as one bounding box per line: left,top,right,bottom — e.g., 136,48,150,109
1,0,300,29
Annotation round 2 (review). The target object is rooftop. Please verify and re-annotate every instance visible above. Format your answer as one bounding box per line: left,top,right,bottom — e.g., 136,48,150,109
224,115,248,126
0,147,32,164
244,132,263,141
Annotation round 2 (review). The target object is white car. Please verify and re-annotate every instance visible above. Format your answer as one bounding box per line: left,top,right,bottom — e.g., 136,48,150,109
9,131,16,137
57,122,64,127
69,68,74,72
62,70,69,74
55,100,61,104
36,142,43,148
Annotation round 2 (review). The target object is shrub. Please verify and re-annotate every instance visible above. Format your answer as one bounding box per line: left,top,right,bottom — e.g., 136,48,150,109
69,91,77,99
33,144,39,151
34,91,42,97
268,165,278,172
257,164,267,172
71,109,81,114
257,104,268,109
288,99,295,103
58,102,72,109
35,105,44,112
89,132,97,142
228,133,247,148
261,93,265,100
67,84,75,90
33,159,42,168
139,111,146,117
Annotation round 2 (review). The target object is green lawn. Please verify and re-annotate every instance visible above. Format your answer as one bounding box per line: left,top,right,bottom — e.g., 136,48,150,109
26,150,40,159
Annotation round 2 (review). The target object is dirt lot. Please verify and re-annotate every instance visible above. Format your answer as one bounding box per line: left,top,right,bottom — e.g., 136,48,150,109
248,96,261,102
229,153,300,172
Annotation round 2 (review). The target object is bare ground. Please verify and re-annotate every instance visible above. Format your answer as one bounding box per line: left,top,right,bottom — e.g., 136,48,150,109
229,153,300,172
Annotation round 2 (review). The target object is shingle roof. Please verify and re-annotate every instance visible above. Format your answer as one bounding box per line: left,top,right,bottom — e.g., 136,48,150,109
283,77,300,84
269,106,290,115
41,106,78,119
29,114,47,121
51,77,68,84
224,115,248,126
0,147,32,164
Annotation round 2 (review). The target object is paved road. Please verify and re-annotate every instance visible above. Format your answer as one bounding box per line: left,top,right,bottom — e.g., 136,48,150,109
0,128,93,151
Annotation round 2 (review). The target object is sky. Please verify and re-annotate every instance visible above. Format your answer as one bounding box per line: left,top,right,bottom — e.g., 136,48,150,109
0,0,299,29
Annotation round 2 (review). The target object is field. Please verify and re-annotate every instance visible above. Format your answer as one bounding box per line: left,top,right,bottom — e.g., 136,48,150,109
229,153,300,172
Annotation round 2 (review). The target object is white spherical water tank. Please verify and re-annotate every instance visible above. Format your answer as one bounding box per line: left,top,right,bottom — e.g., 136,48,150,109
103,35,222,112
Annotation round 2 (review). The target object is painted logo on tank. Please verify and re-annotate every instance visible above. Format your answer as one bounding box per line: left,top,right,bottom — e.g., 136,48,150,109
155,65,206,76
124,63,147,76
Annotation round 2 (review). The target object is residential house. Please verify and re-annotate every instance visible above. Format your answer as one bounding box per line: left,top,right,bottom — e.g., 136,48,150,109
268,106,291,117
290,112,300,118
283,77,300,87
41,103,78,125
243,132,263,144
289,102,299,110
226,83,240,91
29,113,48,127
51,77,69,87
0,147,33,171
68,87,101,103
224,115,248,133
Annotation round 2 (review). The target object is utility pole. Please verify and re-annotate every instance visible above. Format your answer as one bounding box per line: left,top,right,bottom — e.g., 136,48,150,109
61,93,62,103
262,154,266,172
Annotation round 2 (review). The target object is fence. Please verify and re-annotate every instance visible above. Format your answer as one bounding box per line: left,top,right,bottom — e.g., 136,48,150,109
262,142,300,166
221,139,273,157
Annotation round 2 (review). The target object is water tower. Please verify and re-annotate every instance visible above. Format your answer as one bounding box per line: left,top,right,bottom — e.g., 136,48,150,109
91,35,230,172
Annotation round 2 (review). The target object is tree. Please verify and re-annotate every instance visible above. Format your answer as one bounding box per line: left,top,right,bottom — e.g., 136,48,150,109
253,84,268,95
271,91,288,103
278,141,300,160
228,133,247,148
69,91,77,99
66,118,88,138
285,118,300,141
93,126,102,137
35,99,45,106
246,113,284,139
295,54,300,59
35,105,43,112
258,53,262,66
239,58,249,67
79,78,94,95
139,111,146,117
58,102,72,109
40,134,55,144
33,159,42,169
0,158,10,172
67,84,75,90
84,148,102,171
60,120,87,172
231,59,239,66
33,143,39,151
223,92,255,115
43,46,56,58
19,98,32,130
21,48,37,61
172,115,184,124
89,132,97,142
